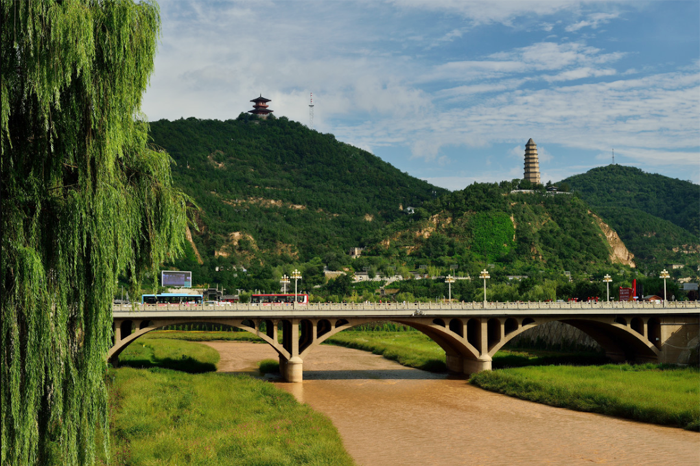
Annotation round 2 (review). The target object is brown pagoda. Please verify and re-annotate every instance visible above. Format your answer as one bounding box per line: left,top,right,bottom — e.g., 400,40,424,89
523,138,541,184
249,95,273,119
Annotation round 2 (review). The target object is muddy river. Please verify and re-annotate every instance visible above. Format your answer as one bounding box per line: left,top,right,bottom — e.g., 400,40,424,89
203,341,699,466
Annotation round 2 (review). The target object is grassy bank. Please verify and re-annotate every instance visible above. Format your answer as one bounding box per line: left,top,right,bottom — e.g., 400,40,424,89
109,338,354,465
143,329,265,343
470,364,700,431
118,337,221,372
325,331,607,371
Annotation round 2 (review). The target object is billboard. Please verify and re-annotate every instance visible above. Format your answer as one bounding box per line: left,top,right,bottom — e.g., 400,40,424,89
161,271,192,288
619,287,633,302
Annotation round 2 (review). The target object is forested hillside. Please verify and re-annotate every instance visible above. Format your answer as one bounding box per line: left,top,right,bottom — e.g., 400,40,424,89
149,115,446,286
362,181,623,277
561,165,699,273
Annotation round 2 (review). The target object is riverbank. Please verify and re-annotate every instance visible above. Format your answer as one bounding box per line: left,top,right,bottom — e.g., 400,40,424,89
326,330,608,371
326,331,700,431
108,338,354,465
470,364,700,431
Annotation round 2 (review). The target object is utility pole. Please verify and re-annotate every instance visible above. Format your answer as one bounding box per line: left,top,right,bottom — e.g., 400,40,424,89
309,92,314,130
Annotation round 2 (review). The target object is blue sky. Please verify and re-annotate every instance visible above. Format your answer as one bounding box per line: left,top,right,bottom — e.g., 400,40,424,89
143,0,700,190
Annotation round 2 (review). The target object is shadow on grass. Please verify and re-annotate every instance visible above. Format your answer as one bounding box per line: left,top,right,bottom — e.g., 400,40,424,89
259,359,280,375
119,356,217,373
493,351,610,369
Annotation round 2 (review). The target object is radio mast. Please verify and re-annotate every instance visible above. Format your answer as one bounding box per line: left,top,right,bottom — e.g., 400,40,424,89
612,148,615,165
309,92,314,130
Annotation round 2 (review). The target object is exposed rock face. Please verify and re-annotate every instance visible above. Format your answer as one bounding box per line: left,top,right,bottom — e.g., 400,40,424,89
215,232,257,257
186,226,204,265
590,213,636,268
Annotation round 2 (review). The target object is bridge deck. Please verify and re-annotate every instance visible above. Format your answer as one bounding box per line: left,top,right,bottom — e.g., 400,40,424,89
113,301,700,318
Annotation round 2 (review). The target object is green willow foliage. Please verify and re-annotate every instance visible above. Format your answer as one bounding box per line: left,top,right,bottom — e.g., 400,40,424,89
1,1,186,464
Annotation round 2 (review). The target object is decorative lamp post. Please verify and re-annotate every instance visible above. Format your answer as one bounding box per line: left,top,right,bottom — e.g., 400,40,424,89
281,274,290,294
659,269,670,307
603,274,612,302
291,269,302,305
479,269,490,307
445,275,455,303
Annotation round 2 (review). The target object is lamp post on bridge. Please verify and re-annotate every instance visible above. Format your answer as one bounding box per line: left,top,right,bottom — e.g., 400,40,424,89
291,269,302,306
281,274,290,294
659,269,670,308
603,274,612,302
445,274,455,303
480,269,490,308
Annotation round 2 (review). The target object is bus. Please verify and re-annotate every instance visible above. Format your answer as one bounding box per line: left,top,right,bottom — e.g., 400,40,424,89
251,293,308,305
141,293,203,305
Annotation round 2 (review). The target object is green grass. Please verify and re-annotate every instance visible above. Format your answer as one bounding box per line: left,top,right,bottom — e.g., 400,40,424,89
108,338,354,465
470,364,700,431
143,330,265,343
327,331,448,371
259,359,281,375
118,338,220,373
325,331,605,372
106,368,355,465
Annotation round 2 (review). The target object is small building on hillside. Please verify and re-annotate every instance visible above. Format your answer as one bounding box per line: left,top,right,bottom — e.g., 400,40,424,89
682,283,698,292
349,247,364,258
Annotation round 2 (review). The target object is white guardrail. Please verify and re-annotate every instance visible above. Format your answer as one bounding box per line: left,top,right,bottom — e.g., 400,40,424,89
113,301,700,316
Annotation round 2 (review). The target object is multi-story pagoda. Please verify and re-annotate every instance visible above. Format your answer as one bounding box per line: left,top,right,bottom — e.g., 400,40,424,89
523,138,541,184
249,95,273,119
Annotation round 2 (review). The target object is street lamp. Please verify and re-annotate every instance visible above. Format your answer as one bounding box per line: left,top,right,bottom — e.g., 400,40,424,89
291,269,302,305
659,269,670,307
603,274,612,302
445,274,455,303
479,269,490,307
281,274,290,294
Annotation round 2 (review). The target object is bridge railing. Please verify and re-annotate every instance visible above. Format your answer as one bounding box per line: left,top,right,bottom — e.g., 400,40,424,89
112,300,699,313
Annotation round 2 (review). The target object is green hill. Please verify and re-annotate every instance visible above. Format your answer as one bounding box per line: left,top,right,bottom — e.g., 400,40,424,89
561,165,699,273
148,114,447,287
362,181,628,277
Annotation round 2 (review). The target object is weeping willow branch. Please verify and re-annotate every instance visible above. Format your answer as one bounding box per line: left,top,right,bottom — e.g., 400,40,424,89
1,1,186,464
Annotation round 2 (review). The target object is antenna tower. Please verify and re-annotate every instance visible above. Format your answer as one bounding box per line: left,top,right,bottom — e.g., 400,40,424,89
309,92,314,130
612,148,615,165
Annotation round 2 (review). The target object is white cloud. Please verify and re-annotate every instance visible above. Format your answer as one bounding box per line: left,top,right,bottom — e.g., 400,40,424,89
388,0,584,26
565,12,620,32
142,1,698,186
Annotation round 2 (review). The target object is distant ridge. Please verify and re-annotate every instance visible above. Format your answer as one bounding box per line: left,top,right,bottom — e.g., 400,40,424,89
149,114,447,283
561,165,699,271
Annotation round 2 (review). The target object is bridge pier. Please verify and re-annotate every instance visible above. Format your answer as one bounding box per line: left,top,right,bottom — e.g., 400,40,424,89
281,356,304,383
463,356,492,375
446,354,492,376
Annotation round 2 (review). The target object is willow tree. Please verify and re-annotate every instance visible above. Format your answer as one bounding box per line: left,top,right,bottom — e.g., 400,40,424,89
1,1,186,464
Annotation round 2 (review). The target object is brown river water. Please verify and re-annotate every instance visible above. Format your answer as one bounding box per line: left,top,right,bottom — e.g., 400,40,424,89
203,341,700,466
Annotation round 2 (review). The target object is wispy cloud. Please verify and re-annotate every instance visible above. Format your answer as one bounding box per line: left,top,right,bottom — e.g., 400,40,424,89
143,0,700,189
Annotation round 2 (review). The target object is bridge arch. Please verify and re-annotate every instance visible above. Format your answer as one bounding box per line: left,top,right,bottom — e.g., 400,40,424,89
298,318,480,368
486,317,660,362
108,318,291,364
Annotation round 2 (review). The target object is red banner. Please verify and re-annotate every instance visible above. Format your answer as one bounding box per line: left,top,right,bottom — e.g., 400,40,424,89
619,287,633,302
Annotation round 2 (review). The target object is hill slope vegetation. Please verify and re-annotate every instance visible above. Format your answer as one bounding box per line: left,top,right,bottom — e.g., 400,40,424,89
363,181,624,276
149,115,447,285
561,165,699,273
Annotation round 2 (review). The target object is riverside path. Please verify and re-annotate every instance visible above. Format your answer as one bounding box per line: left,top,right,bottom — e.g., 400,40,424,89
111,301,699,382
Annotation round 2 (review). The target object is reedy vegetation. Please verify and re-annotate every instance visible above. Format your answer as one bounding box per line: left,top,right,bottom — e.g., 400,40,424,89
1,1,186,464
470,364,700,431
111,338,354,465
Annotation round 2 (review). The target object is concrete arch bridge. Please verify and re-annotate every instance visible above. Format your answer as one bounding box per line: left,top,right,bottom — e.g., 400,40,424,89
110,302,699,382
